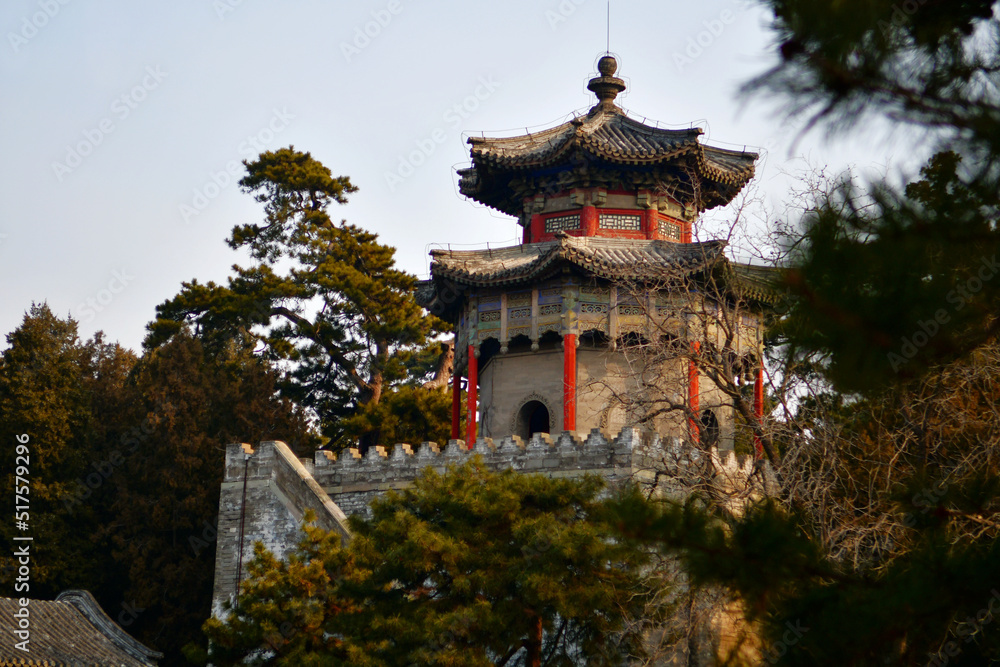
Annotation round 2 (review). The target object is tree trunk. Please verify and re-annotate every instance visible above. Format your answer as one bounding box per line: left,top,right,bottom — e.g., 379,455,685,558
422,339,455,391
526,615,542,667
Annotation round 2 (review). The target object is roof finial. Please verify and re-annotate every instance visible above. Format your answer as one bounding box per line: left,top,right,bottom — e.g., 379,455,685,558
588,54,626,109
606,0,611,54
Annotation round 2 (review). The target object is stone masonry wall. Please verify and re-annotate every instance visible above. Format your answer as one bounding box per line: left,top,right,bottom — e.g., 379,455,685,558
211,441,351,619
211,428,775,645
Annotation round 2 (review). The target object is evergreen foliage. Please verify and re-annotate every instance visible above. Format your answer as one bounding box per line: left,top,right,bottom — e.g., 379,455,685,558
0,307,311,666
0,303,134,598
202,461,662,666
753,0,1000,391
595,3,1000,662
146,147,448,448
105,332,312,663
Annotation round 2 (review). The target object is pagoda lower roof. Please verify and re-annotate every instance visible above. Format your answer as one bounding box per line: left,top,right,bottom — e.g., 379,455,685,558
419,234,782,322
430,233,727,287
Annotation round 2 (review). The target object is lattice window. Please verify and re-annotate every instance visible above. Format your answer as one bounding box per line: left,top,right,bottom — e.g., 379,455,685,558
508,307,532,320
658,219,682,240
581,303,609,314
544,214,580,232
617,295,643,317
539,304,562,316
507,292,531,307
479,311,500,323
599,213,642,230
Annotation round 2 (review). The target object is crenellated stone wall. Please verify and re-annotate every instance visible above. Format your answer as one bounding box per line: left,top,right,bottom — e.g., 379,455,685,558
211,428,775,623
211,441,351,619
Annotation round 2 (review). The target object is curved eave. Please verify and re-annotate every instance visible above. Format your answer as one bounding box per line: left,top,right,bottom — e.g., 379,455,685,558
720,263,785,307
429,239,728,290
465,109,756,178
468,146,756,183
461,137,757,215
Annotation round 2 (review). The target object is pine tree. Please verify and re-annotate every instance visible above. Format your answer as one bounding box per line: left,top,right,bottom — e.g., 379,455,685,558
106,332,312,666
750,0,1000,391
0,303,135,599
146,147,448,448
604,4,1000,662
203,461,662,666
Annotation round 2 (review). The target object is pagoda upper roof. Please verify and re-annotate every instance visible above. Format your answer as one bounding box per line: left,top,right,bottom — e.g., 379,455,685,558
465,108,755,178
458,56,758,217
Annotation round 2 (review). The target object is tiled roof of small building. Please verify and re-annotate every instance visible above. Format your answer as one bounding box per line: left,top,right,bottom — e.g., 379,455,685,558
0,591,161,667
430,233,728,287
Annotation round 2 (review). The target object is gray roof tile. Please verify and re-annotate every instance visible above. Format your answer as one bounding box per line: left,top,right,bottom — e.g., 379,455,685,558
0,591,161,667
430,234,727,286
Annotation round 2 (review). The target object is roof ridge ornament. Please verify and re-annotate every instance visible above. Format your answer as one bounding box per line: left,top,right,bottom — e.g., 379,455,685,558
587,55,626,110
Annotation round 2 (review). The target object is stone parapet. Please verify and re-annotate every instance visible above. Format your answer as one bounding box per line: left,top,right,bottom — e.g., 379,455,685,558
211,429,775,620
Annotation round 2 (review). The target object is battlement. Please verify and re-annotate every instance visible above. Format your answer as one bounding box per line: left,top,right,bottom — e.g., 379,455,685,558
310,429,642,492
213,429,775,620
223,428,775,510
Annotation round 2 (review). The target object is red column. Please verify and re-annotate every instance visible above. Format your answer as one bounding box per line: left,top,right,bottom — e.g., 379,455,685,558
466,345,477,447
530,214,544,242
688,341,700,442
451,371,461,441
753,366,764,458
563,334,577,431
581,205,598,236
643,208,658,239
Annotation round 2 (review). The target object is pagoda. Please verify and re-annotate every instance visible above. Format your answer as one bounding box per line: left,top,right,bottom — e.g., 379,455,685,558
420,56,769,449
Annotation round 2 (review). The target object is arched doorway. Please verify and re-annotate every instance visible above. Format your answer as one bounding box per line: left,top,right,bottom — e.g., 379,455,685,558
700,409,720,447
515,400,551,440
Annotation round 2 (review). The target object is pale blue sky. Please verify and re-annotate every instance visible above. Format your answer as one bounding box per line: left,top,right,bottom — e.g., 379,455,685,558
0,1,918,351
